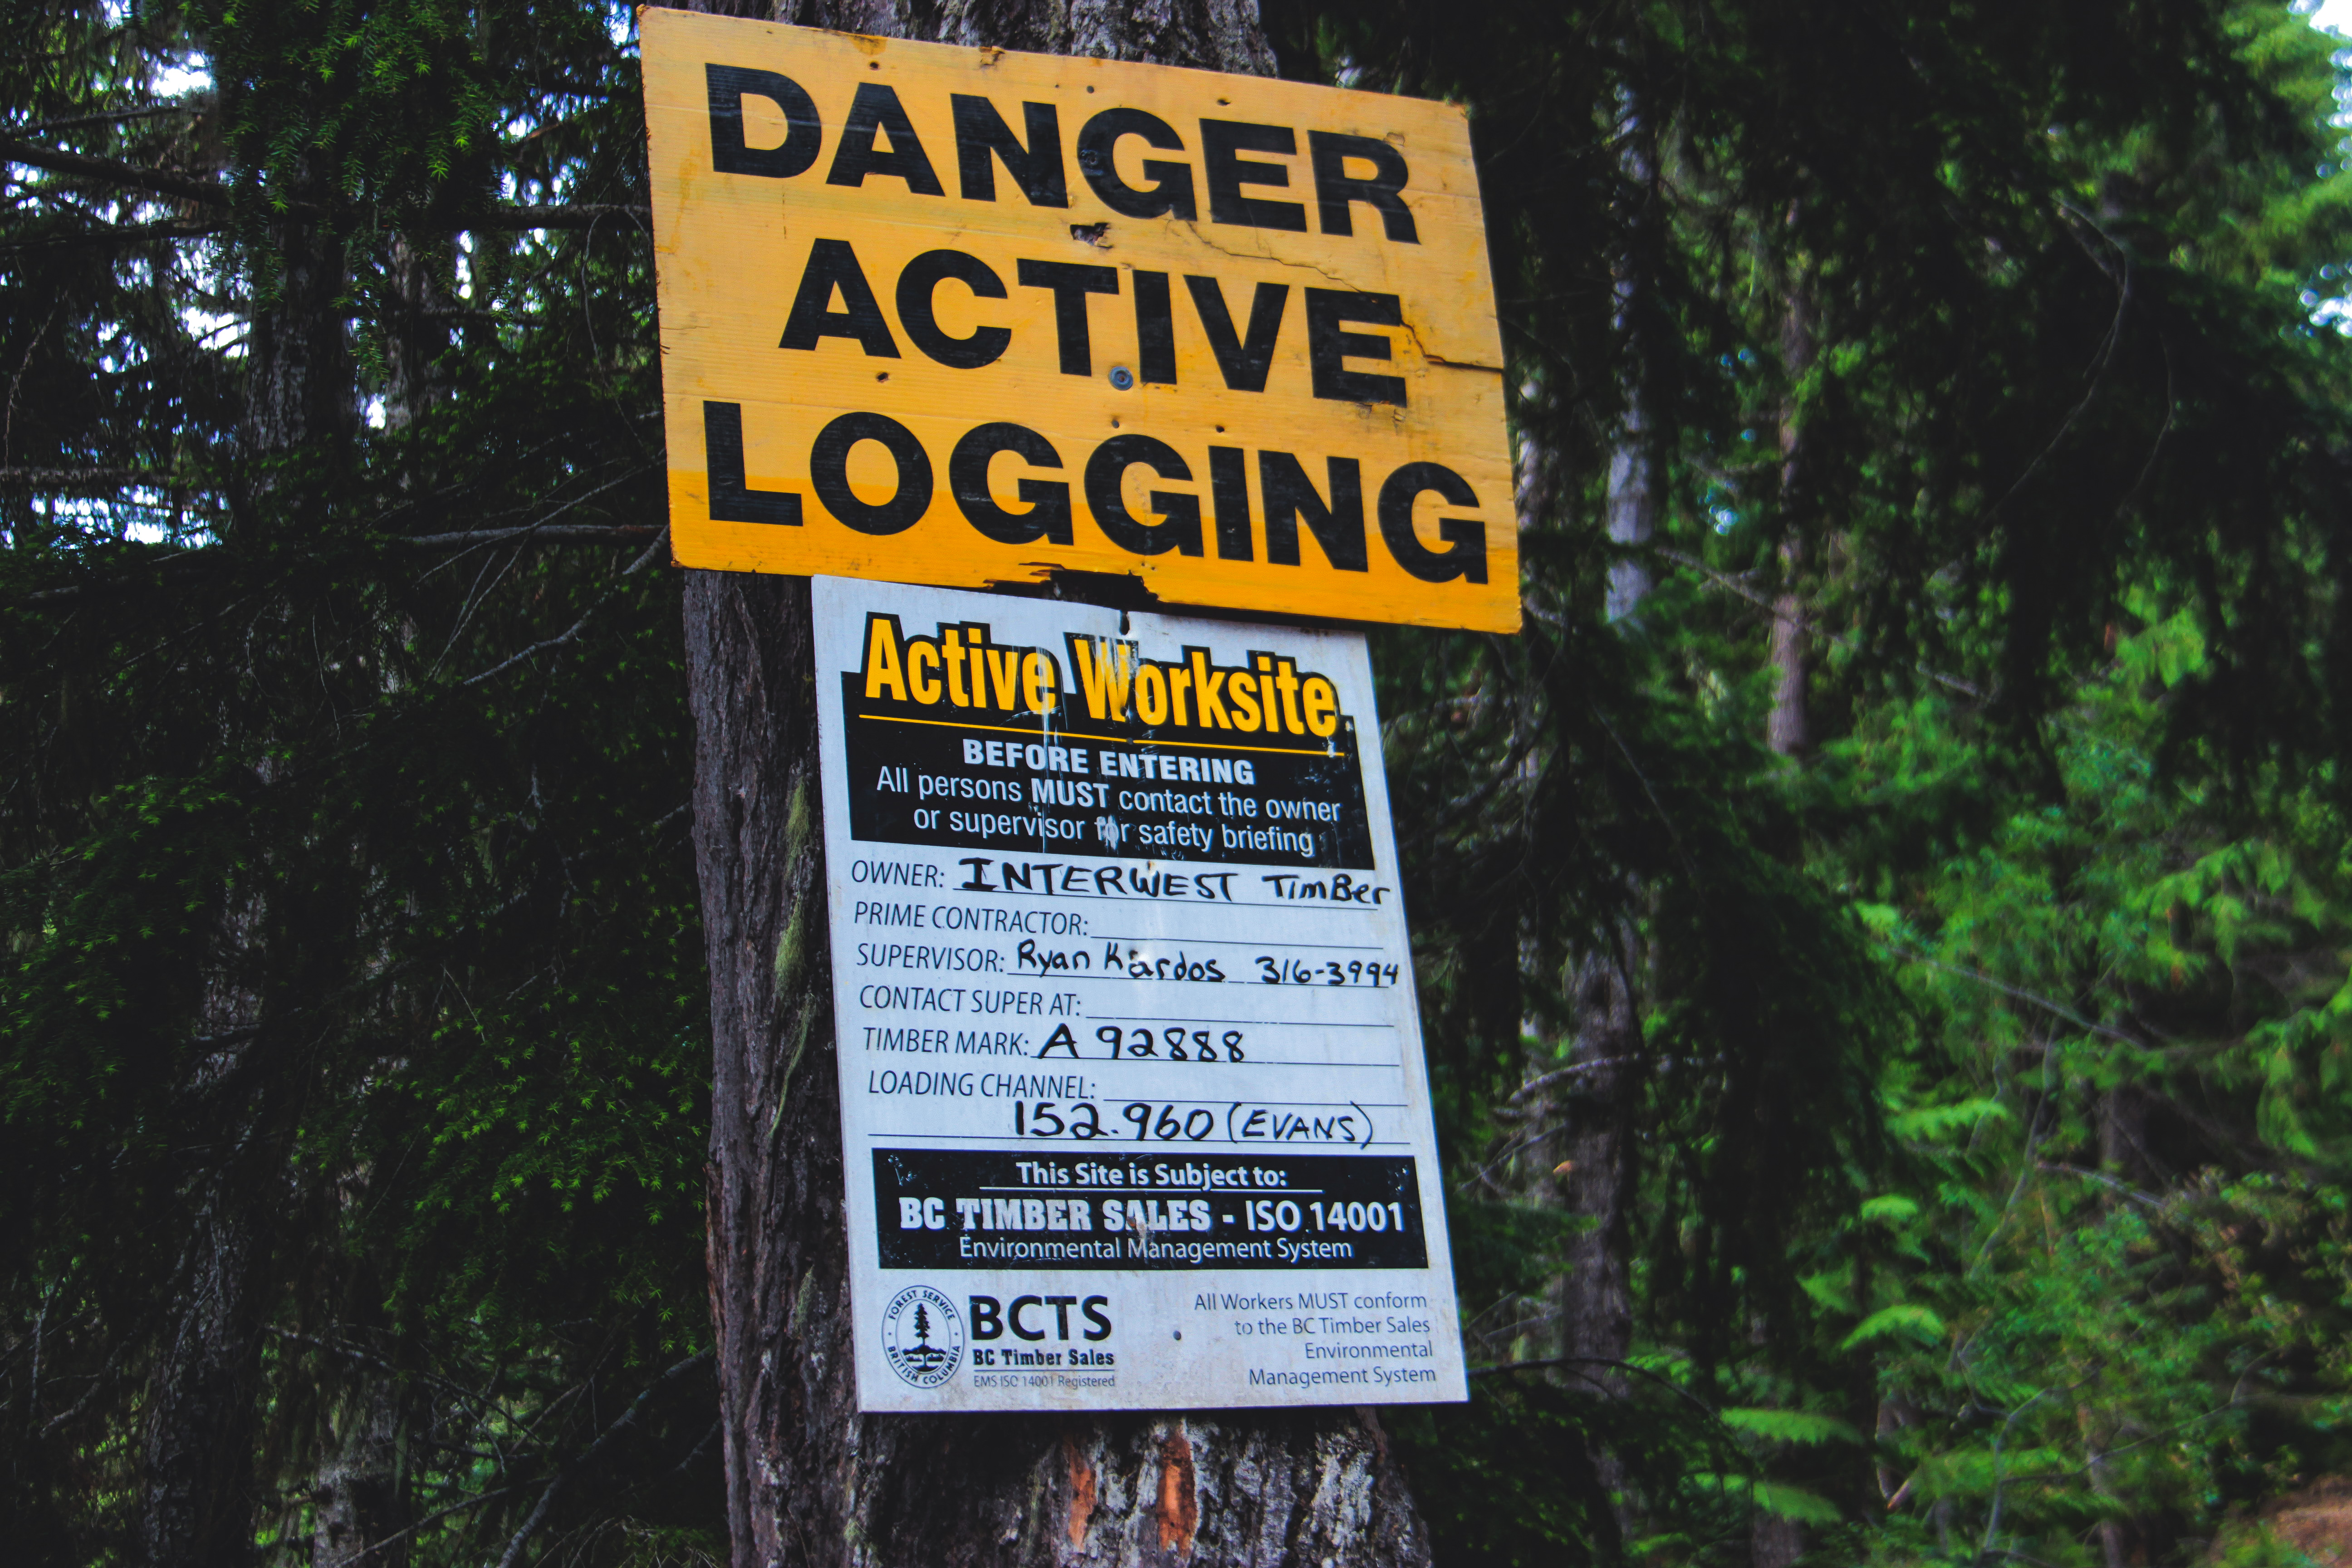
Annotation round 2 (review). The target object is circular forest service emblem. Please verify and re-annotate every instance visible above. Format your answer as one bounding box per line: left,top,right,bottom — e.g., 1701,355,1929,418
881,1285,963,1388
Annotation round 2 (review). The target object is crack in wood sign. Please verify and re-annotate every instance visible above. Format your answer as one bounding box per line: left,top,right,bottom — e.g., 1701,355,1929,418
644,11,1518,632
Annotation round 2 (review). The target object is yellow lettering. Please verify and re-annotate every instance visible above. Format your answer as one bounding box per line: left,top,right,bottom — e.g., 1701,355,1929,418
1275,659,1304,734
966,624,992,709
1021,650,1059,714
1301,674,1338,737
1228,670,1262,730
863,616,907,701
986,647,1021,710
1072,638,1134,722
944,627,970,707
908,639,944,705
1189,651,1230,728
1134,663,1170,726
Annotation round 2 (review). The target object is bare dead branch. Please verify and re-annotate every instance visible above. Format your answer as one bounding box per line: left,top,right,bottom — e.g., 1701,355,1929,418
0,466,189,487
492,1351,712,1568
1,140,647,231
1656,545,1986,700
0,136,236,208
400,525,656,546
466,204,651,231
17,105,199,135
0,219,227,251
1508,1056,1641,1103
457,530,668,687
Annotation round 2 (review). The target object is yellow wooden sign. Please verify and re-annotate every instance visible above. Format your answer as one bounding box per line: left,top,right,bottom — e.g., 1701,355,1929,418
642,11,1518,633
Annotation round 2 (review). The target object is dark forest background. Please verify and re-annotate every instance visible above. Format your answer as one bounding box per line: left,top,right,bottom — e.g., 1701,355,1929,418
10,0,2352,1562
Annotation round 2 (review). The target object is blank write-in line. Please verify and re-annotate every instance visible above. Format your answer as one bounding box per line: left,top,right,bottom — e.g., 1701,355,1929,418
1090,1016,1394,1029
1099,934,1386,952
1083,1058,1398,1070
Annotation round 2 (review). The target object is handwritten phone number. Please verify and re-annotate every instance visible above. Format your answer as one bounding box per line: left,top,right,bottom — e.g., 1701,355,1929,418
1255,958,1402,987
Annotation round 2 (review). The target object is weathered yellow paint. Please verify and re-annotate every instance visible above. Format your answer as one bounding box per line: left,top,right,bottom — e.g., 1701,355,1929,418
643,9,1519,632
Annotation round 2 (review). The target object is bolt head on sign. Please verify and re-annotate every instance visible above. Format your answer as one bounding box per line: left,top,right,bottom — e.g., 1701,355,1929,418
641,10,1519,633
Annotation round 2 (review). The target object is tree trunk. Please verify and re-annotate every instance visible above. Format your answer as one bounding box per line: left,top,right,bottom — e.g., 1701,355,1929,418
2097,1076,2155,1191
1548,945,1637,1399
1765,282,1814,760
311,1376,405,1568
1603,87,1660,626
1534,944,1637,1561
141,683,278,1568
1522,81,1658,1532
295,220,440,1568
143,201,350,1568
381,234,451,433
141,1187,269,1568
242,207,355,459
679,6,1430,1565
1753,274,1817,1568
1750,1513,1804,1568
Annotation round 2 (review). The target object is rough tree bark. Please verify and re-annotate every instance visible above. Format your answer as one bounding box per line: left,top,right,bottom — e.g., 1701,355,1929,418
1513,81,1658,1529
1751,275,1818,1568
1544,946,1637,1402
381,234,451,433
243,209,357,461
1602,86,1660,627
311,1377,405,1568
143,205,353,1568
1765,278,1814,761
1562,73,1658,1352
1508,367,1637,1450
305,229,441,1568
680,4,1433,1566
1510,941,1637,1548
140,1184,270,1568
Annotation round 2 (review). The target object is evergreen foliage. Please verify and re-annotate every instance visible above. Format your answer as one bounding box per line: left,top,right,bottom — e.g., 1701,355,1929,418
8,0,2352,1562
2,0,715,1561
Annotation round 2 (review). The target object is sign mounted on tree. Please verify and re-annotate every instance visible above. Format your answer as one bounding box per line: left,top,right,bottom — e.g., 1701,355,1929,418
812,576,1470,1411
642,12,1519,633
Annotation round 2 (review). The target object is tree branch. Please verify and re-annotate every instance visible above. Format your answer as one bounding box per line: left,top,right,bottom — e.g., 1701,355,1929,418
355,1483,528,1559
493,1351,712,1568
1656,545,1985,699
18,105,196,135
457,530,669,687
6,522,657,610
400,525,657,546
1889,948,2146,1046
0,135,237,208
1,139,648,230
0,219,227,251
0,466,189,488
1508,1055,1639,1104
1469,1355,1720,1419
466,203,651,231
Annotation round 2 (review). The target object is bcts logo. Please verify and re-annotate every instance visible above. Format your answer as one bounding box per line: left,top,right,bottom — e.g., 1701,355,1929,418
880,1285,964,1387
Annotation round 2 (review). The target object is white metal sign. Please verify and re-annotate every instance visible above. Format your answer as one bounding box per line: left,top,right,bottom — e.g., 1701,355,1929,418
813,576,1467,1411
